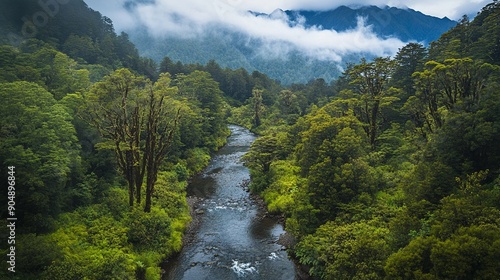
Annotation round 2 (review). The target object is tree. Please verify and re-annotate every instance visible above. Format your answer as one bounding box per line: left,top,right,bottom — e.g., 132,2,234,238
347,57,398,148
242,134,280,193
279,89,300,114
411,66,443,131
296,221,390,280
0,81,81,233
411,58,497,133
143,74,181,212
84,69,181,212
243,134,280,174
176,70,228,150
252,88,264,128
471,1,500,64
392,43,427,99
430,58,495,110
85,68,145,207
304,78,331,105
49,52,91,99
63,34,100,64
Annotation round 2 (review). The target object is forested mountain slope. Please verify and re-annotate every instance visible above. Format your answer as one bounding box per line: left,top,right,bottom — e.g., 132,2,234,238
0,1,499,279
128,5,457,84
237,2,500,279
0,0,157,79
282,5,456,42
0,1,276,278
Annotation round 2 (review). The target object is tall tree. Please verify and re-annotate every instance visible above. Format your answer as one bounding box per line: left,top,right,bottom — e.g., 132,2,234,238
143,73,181,212
85,69,181,211
411,58,496,133
252,88,264,128
347,57,397,148
85,68,144,206
392,43,427,98
176,70,228,149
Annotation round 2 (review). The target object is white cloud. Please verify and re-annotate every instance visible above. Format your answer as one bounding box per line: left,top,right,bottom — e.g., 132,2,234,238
84,0,410,62
402,0,489,19
84,0,136,30
229,0,490,19
82,0,491,63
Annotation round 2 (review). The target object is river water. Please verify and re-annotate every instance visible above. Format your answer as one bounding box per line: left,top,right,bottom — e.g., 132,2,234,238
163,125,298,280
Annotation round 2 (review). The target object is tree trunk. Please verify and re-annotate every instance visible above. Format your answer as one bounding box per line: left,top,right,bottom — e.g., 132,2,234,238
125,151,135,206
370,99,380,149
144,164,158,213
144,188,152,212
128,180,134,207
135,171,141,205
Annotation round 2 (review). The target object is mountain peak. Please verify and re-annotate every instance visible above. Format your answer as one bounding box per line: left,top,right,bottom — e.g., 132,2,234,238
268,5,458,43
129,5,458,85
269,8,288,21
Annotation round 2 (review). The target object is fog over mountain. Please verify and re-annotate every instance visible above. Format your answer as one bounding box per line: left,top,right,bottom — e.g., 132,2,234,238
85,0,462,83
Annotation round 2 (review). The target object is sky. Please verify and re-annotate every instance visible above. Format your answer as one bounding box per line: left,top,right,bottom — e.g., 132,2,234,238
83,0,491,61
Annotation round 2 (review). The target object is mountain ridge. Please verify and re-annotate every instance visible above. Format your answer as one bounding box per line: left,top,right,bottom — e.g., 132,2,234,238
262,5,457,43
128,5,458,84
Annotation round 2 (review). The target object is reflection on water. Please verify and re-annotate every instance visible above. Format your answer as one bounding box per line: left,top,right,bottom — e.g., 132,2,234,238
163,125,297,280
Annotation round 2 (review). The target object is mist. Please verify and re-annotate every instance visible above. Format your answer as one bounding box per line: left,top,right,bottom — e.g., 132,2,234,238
97,0,408,63
84,0,491,63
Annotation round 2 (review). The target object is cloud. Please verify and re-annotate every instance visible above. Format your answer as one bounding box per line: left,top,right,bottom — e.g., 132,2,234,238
229,0,490,19
95,0,408,62
85,0,136,30
401,0,489,19
82,0,490,63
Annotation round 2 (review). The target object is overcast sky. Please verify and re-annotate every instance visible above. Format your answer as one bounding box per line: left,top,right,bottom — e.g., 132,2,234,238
83,0,491,61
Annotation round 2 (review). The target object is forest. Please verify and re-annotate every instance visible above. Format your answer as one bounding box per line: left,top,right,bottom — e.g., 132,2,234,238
0,0,499,279
239,2,500,279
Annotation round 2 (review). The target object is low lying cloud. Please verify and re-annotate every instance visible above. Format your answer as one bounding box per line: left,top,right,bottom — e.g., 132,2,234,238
115,0,407,62
88,0,489,62
229,0,490,19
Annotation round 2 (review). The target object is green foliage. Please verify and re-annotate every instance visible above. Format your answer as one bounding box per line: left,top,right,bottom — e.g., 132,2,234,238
262,161,303,213
385,223,500,280
39,203,136,280
0,42,91,99
0,81,81,232
0,1,246,278
185,148,211,175
240,4,500,279
42,247,136,280
127,207,172,254
296,220,390,280
1,1,500,279
0,51,223,280
29,180,191,280
176,70,230,150
15,234,62,277
152,171,190,222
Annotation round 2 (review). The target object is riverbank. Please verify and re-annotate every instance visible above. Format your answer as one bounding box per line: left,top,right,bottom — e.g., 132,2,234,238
162,125,298,280
180,182,315,280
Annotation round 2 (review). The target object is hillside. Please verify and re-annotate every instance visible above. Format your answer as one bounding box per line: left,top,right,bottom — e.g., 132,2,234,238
0,0,157,79
0,1,499,279
282,5,456,42
127,5,457,84
234,2,500,279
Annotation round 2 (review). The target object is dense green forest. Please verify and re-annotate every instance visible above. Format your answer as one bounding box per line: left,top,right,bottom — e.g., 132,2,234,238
238,2,500,279
0,0,499,279
0,0,279,279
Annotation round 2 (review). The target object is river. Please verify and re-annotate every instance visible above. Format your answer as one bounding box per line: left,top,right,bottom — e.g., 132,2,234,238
163,125,298,280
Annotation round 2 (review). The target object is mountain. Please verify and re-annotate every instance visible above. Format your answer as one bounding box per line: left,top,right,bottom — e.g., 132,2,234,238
130,28,349,85
281,5,456,43
0,0,158,79
127,5,457,84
